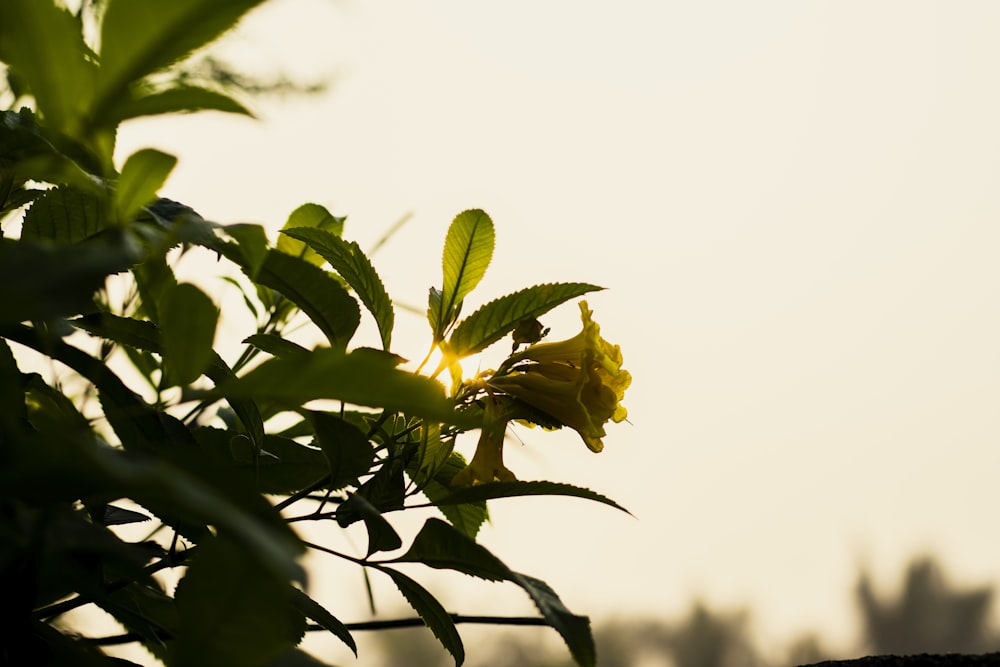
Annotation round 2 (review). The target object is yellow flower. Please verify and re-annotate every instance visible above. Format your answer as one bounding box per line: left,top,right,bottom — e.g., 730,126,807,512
489,301,630,452
451,396,517,486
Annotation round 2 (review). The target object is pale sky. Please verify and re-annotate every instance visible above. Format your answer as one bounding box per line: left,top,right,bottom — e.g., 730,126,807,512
111,0,1000,661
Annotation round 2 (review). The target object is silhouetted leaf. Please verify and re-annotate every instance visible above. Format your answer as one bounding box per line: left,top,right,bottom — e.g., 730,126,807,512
102,505,152,526
391,518,510,581
0,233,139,325
511,572,594,667
160,282,218,386
172,535,305,667
289,589,357,656
191,427,328,494
435,480,630,515
308,411,375,489
448,282,603,357
72,313,264,449
337,494,402,557
282,227,394,350
244,333,309,358
380,566,464,666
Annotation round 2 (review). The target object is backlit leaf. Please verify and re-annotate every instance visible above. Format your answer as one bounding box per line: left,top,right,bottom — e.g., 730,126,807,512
276,203,345,267
282,227,394,350
116,148,177,223
434,209,494,338
448,282,603,358
391,518,510,581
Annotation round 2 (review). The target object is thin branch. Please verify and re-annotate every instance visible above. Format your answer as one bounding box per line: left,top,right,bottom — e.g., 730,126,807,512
83,614,550,646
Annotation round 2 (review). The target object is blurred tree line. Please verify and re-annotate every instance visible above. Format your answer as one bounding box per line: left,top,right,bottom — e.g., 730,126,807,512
362,555,1000,667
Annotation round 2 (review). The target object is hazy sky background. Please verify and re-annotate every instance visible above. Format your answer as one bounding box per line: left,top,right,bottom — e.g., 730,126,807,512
112,0,1000,660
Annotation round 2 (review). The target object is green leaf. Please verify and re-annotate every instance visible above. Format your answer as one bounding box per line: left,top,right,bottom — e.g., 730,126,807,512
0,0,97,136
282,227,395,350
408,452,488,539
308,411,376,489
110,85,254,124
511,572,595,667
172,535,306,667
94,0,268,125
244,333,310,358
254,249,360,349
191,427,328,495
337,493,403,557
276,203,346,267
215,347,475,427
0,232,139,326
97,582,178,660
390,518,510,581
222,223,269,279
379,567,464,666
19,186,109,244
448,282,603,358
289,589,357,656
72,312,265,449
433,209,495,338
160,282,218,386
115,148,177,223
435,480,631,515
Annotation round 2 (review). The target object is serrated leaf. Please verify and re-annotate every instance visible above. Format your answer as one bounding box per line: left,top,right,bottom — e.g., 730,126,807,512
289,590,356,656
435,209,494,338
511,572,595,667
390,518,510,581
111,85,254,124
307,411,375,489
172,535,306,667
102,505,152,526
282,227,394,350
160,282,218,386
116,148,177,223
243,333,310,358
434,480,631,515
380,567,464,666
448,282,604,358
94,0,268,125
254,249,360,349
215,347,474,427
276,203,345,267
20,186,109,244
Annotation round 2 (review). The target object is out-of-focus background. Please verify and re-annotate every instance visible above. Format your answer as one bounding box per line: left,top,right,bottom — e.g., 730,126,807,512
110,1,1000,664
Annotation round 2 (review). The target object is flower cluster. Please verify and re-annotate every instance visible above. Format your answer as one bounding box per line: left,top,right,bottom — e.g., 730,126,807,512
453,301,630,485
